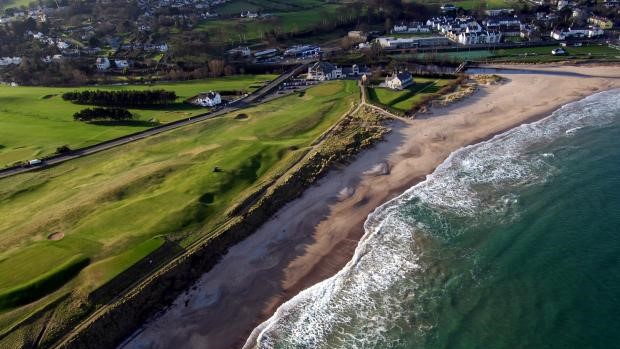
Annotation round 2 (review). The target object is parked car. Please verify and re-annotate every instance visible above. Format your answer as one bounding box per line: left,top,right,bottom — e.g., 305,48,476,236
551,48,567,55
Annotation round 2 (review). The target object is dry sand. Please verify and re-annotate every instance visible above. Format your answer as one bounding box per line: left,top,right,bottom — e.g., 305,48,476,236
119,64,620,349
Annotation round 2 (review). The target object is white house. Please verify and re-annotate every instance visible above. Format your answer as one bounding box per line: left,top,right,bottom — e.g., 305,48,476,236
0,57,22,66
227,46,251,57
385,72,414,90
457,30,501,45
393,21,430,33
306,61,343,81
194,91,222,107
115,59,130,68
95,57,110,71
550,26,604,40
56,41,70,50
240,10,258,18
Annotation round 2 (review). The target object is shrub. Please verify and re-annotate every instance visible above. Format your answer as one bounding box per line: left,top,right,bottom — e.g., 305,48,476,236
73,108,133,122
62,90,177,106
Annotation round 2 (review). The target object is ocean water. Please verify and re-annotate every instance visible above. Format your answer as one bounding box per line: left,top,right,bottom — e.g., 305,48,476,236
244,89,620,349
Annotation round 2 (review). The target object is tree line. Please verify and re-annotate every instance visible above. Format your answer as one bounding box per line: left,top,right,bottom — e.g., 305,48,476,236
62,90,177,106
74,107,133,122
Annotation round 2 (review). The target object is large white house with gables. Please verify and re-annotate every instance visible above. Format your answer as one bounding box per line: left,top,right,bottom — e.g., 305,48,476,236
193,91,222,107
385,72,414,90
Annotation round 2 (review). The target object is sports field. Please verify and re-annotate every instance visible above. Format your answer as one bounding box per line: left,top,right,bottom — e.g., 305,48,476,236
0,75,275,167
368,77,455,112
0,80,359,331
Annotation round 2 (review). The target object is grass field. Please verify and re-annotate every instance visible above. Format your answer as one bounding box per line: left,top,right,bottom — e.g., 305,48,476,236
0,0,34,10
488,44,620,62
0,80,359,328
199,3,346,44
395,44,620,63
368,77,455,112
216,0,326,15
0,75,276,167
403,0,519,9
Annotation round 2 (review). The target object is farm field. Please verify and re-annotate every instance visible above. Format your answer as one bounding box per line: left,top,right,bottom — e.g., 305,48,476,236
215,0,327,16
0,0,33,10
199,3,349,44
0,75,276,167
0,80,359,335
404,0,519,9
368,76,455,113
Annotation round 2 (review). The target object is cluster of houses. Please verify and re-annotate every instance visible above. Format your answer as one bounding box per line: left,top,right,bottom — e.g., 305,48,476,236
305,61,415,91
95,57,131,71
0,8,47,24
227,44,321,63
371,0,616,49
306,61,370,81
550,26,604,40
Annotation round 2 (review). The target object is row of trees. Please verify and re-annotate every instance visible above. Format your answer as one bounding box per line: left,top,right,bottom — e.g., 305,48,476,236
73,107,133,122
62,90,177,106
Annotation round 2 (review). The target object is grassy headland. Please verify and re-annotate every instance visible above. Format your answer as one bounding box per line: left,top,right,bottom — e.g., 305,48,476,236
367,76,457,114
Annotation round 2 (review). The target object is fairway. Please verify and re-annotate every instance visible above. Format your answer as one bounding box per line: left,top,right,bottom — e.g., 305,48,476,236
0,80,359,328
368,77,455,112
0,75,276,167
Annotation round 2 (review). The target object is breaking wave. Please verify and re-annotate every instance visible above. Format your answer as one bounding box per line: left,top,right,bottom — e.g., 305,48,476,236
243,89,620,349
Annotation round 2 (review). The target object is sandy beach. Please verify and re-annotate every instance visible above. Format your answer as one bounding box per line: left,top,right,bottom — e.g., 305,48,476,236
120,64,620,349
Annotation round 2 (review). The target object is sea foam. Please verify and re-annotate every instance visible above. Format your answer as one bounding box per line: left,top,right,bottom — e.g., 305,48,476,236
243,89,620,349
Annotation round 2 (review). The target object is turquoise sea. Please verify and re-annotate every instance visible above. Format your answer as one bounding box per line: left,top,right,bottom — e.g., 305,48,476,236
245,89,620,349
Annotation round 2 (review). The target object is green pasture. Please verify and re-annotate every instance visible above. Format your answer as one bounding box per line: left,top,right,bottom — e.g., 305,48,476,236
368,77,455,112
395,44,620,63
198,4,343,44
0,80,359,327
0,0,34,10
0,75,276,166
404,0,519,10
489,44,620,62
216,0,326,15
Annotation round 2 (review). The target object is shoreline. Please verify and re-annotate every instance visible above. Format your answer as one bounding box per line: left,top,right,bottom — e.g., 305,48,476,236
121,64,620,349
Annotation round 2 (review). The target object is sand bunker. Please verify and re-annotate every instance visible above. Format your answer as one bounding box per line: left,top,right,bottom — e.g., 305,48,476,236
47,232,64,241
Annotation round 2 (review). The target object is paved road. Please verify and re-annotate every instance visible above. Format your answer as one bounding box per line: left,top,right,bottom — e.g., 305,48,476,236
0,63,310,180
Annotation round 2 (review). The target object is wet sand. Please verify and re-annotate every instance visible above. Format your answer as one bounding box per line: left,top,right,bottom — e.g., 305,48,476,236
119,64,620,349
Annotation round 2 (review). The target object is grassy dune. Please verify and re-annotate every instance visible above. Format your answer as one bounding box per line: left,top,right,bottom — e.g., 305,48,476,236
368,77,455,112
0,80,359,327
0,75,276,167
